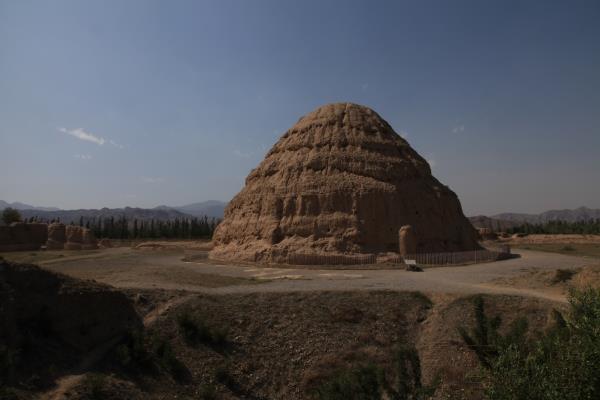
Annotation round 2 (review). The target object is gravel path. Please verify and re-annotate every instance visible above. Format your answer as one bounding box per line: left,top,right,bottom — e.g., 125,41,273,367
40,248,594,302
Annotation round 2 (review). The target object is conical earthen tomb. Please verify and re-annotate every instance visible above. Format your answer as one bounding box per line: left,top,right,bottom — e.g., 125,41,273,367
211,103,479,263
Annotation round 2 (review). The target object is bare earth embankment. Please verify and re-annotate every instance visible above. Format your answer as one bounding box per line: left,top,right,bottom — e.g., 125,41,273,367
1,240,599,399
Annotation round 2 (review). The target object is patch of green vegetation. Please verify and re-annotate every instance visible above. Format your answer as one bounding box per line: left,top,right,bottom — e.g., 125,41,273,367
114,330,153,370
114,329,189,381
311,346,436,400
214,361,235,388
0,386,22,400
460,290,600,399
81,373,107,400
177,311,228,348
0,345,19,386
312,364,383,400
198,383,218,400
151,336,188,381
409,291,433,308
552,269,577,284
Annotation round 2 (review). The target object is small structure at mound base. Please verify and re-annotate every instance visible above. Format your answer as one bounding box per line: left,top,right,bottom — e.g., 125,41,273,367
399,225,417,257
211,103,480,264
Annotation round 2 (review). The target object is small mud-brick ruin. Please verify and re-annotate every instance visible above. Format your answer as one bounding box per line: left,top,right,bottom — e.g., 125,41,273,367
211,103,479,263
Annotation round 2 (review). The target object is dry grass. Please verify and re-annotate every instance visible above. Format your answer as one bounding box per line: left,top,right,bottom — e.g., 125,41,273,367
514,243,600,259
0,249,102,264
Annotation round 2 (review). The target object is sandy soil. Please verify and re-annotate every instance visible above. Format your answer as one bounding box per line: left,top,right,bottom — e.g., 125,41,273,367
502,234,600,245
6,246,589,303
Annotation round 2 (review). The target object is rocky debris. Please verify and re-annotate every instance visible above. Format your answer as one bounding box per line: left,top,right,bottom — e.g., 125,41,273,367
0,222,48,251
211,103,480,263
478,227,498,240
65,225,98,250
47,222,67,249
98,238,113,248
46,224,99,250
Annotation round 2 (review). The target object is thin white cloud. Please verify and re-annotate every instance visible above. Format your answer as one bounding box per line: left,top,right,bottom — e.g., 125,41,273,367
452,125,465,133
233,149,252,158
141,176,165,184
399,131,409,139
109,139,125,149
361,83,369,90
59,127,105,145
74,154,92,160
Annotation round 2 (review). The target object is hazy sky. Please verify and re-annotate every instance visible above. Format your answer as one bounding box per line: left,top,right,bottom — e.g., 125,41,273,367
1,0,599,215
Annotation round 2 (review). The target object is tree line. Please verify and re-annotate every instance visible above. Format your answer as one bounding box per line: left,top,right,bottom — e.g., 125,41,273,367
24,214,219,239
506,219,600,235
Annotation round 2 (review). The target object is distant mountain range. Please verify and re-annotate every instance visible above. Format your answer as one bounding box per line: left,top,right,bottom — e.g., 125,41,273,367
491,207,600,224
470,207,600,230
156,201,227,218
4,200,596,228
468,216,522,231
0,200,60,212
0,200,227,224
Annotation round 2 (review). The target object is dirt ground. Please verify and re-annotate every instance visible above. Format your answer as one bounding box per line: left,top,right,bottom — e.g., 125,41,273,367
30,289,561,400
2,244,592,303
2,240,599,399
502,233,600,245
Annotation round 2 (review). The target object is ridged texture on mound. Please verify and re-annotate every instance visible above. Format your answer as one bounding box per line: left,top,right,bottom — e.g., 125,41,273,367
211,103,479,262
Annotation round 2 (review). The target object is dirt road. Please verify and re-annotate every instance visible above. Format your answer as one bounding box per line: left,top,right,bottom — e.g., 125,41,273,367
37,247,595,302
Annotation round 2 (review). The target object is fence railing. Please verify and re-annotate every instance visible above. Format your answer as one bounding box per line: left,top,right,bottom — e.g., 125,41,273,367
285,248,511,266
286,253,377,266
396,249,511,266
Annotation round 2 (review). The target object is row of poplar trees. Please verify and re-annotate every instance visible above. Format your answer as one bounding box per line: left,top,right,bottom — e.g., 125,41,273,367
26,215,219,239
506,219,600,235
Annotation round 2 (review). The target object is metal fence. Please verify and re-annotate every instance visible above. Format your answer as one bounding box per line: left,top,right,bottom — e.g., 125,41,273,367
286,253,377,266
285,248,511,266
397,249,511,266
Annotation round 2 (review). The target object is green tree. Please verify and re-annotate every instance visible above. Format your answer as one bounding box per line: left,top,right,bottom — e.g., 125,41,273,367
1,208,21,225
460,289,600,400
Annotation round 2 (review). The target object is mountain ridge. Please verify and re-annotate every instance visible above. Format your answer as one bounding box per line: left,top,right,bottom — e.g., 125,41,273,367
1,200,227,223
491,206,600,224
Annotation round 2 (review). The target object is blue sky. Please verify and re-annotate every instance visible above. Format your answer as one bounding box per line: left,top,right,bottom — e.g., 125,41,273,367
1,0,599,215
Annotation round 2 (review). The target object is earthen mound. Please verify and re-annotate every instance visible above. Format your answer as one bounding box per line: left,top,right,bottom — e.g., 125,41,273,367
211,103,479,263
0,260,141,387
0,222,48,251
478,227,498,240
47,222,67,249
46,224,99,250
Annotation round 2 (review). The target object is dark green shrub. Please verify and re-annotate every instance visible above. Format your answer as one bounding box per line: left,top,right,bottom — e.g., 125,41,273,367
151,336,188,381
460,289,600,400
81,373,107,400
198,383,218,400
313,364,383,400
1,208,21,225
214,361,235,387
387,345,437,400
552,269,576,283
177,311,228,348
0,386,21,400
0,346,19,385
114,330,153,370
